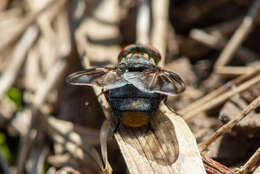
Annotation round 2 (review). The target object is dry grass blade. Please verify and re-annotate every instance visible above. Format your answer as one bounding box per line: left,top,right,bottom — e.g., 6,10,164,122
214,0,260,68
215,66,260,76
27,0,67,40
190,29,259,61
39,115,104,173
46,116,100,145
237,147,260,174
17,57,68,174
183,73,260,120
0,26,39,99
136,0,150,44
17,8,71,173
100,120,113,173
33,58,67,107
0,0,65,53
151,0,169,66
109,102,206,174
199,95,260,151
178,71,258,115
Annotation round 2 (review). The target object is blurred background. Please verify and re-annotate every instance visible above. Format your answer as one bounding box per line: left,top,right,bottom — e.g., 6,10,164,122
0,0,260,173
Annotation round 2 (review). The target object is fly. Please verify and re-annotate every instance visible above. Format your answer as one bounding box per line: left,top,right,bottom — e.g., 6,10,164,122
66,44,185,131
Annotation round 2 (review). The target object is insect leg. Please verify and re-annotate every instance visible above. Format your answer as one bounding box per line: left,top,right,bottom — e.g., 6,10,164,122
112,111,122,133
146,112,155,133
113,119,121,133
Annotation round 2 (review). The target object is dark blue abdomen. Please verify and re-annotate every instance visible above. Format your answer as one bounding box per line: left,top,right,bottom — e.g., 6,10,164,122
106,84,165,112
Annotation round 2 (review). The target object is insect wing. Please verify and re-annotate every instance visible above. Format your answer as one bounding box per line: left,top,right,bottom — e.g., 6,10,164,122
123,72,155,93
66,68,128,90
123,71,185,96
153,71,185,96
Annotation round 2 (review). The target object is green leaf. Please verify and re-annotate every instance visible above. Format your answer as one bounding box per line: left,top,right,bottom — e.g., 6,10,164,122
0,133,12,163
5,87,23,110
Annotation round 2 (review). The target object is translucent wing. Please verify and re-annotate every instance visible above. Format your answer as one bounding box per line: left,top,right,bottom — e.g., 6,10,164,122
123,70,185,96
66,67,128,90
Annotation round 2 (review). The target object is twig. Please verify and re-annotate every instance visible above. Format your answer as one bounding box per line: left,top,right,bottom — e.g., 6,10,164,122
0,0,63,53
215,66,260,76
0,151,10,174
151,0,169,66
0,26,39,99
183,73,260,120
199,95,260,151
179,70,260,115
190,29,259,61
136,0,150,44
214,0,260,68
237,147,260,174
201,153,235,174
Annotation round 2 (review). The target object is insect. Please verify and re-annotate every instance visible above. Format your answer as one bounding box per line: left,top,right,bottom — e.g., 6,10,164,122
66,44,185,131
